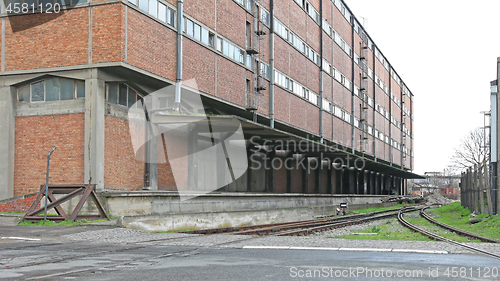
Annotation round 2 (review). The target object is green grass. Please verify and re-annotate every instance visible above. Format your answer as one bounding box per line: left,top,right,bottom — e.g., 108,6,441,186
18,219,109,227
430,202,500,240
0,211,24,214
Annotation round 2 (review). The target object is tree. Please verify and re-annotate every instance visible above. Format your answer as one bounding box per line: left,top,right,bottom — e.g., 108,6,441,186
450,127,489,170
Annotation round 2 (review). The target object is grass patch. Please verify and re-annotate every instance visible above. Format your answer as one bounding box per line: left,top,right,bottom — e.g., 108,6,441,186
18,219,108,227
430,202,500,240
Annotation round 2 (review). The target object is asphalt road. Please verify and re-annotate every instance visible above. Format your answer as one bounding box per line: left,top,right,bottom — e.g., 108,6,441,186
1,216,500,280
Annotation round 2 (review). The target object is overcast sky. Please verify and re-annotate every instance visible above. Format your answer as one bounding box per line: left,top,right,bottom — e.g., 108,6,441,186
345,0,498,175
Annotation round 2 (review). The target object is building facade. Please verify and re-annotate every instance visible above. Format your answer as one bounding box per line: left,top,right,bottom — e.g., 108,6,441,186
0,0,416,201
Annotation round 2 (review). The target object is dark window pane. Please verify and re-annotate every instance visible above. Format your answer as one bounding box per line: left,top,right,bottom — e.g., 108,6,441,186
72,0,87,4
128,88,137,108
60,78,74,100
167,9,175,26
76,81,85,98
107,83,118,104
31,81,44,102
18,86,30,102
118,83,128,106
45,78,60,101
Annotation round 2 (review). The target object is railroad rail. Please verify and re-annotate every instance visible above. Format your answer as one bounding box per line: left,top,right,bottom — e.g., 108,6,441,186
397,208,500,260
184,207,421,236
419,207,500,244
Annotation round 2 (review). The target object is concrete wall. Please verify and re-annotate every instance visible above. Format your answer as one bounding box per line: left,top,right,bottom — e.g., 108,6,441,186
102,191,393,231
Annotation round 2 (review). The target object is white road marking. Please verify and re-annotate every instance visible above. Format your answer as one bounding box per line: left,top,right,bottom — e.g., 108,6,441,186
1,237,41,241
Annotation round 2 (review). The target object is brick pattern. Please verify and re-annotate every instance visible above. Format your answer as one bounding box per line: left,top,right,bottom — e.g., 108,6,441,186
92,4,125,63
5,9,89,71
0,194,39,213
104,116,144,191
127,8,177,81
14,114,85,196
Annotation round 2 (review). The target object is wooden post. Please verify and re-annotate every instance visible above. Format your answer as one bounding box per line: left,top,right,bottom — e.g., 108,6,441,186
473,164,479,214
484,160,494,215
460,172,464,208
479,163,485,214
468,167,473,211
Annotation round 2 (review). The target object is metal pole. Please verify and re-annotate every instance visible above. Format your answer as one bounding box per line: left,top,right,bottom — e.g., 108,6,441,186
44,146,57,223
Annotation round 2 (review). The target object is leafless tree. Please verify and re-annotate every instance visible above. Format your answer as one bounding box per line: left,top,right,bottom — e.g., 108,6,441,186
450,127,489,171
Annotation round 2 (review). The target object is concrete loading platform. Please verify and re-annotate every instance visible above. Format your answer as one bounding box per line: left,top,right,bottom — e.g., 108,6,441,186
101,191,400,232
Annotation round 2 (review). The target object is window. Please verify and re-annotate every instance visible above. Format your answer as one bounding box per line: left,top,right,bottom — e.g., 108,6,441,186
17,77,85,103
106,83,142,108
167,8,175,26
148,0,158,17
186,18,194,37
139,0,148,13
158,3,167,23
260,8,270,26
194,23,201,41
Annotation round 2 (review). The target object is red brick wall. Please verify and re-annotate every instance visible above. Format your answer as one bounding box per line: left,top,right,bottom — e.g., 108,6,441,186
0,194,39,213
14,114,85,196
5,9,89,71
127,8,177,81
104,116,144,190
92,4,125,63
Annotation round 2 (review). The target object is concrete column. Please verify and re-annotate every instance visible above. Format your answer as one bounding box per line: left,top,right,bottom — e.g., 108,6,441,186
0,86,15,200
84,71,105,190
327,162,333,194
301,157,309,194
369,172,375,195
357,170,364,194
375,173,381,195
349,168,356,194
286,155,292,193
265,149,275,193
187,124,198,190
217,133,227,192
314,158,320,194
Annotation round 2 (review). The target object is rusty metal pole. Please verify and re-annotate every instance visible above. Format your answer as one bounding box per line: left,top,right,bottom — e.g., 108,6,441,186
44,146,57,223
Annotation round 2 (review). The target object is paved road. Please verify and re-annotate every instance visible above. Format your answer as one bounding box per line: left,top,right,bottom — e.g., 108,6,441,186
2,216,500,280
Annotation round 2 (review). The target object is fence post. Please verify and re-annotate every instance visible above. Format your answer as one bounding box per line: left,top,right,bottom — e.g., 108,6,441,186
484,160,494,215
468,167,472,210
460,172,464,208
473,165,479,214
479,163,485,214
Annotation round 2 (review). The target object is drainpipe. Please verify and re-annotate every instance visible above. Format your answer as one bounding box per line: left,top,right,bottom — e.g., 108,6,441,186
319,0,323,143
269,0,275,128
175,0,183,110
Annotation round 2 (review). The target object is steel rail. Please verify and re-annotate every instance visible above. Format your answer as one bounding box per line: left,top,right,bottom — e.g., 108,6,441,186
184,207,416,235
419,207,500,244
397,208,500,260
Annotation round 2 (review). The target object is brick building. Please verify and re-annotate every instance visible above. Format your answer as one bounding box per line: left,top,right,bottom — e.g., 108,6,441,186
0,0,418,202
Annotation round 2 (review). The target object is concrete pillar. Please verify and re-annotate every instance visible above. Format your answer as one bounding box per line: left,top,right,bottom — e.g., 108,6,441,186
327,162,333,194
187,124,198,191
286,155,292,193
302,157,309,193
369,172,375,195
0,86,15,200
375,173,381,195
265,149,275,193
357,169,364,194
84,71,105,190
314,158,320,194
349,168,356,194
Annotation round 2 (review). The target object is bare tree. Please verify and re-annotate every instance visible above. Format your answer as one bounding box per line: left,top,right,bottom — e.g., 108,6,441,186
451,127,489,170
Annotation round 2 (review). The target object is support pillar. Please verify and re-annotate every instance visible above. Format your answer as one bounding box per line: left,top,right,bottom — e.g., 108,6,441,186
0,85,15,200
369,172,375,195
84,71,106,191
314,158,320,194
265,149,275,193
286,155,292,193
327,162,333,194
349,168,356,194
357,169,364,194
302,157,309,194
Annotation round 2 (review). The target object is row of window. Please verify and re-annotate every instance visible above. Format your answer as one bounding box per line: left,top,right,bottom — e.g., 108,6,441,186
185,17,215,47
293,0,320,24
322,59,352,90
274,70,319,106
274,19,320,65
106,83,143,109
233,0,252,12
321,19,352,58
216,37,252,69
17,78,85,103
128,0,176,26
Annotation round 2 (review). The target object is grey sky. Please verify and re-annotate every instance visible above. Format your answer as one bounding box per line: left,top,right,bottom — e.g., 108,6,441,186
346,0,497,174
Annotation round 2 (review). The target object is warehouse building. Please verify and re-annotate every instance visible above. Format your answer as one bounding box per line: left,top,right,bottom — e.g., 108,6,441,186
0,0,419,204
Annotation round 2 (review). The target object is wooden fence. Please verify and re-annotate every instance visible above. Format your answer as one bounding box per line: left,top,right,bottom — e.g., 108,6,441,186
460,160,495,215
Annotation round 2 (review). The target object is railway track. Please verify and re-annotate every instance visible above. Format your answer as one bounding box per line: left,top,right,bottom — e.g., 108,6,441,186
397,207,500,260
184,206,425,236
419,207,500,243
